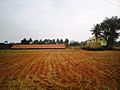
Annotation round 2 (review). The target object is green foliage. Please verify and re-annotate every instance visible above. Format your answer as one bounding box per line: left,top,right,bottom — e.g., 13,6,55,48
33,39,39,44
21,38,29,44
28,38,32,42
91,24,102,42
70,41,80,46
64,38,69,45
60,39,63,44
20,38,69,45
101,16,120,48
91,16,120,49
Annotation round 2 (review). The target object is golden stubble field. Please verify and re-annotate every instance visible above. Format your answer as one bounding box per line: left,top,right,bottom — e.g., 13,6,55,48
0,49,120,90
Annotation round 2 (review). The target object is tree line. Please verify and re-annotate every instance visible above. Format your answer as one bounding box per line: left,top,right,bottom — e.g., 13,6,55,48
21,38,69,45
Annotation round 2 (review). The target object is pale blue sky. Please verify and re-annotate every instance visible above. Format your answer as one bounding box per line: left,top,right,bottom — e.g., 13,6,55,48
0,0,120,43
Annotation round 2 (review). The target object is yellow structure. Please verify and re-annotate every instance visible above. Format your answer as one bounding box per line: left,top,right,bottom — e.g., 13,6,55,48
86,36,107,46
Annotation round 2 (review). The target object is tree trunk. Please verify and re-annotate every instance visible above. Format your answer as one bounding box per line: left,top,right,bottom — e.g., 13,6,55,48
95,34,98,42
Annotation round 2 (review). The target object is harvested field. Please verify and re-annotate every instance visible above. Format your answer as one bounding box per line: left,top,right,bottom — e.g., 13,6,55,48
0,49,120,90
11,44,66,49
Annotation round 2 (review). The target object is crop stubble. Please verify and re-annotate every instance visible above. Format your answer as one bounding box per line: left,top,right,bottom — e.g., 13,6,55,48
0,50,120,89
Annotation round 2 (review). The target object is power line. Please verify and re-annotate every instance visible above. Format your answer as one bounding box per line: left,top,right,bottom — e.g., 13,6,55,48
104,0,120,7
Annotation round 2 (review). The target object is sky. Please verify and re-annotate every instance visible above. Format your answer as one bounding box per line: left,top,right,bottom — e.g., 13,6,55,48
0,0,120,43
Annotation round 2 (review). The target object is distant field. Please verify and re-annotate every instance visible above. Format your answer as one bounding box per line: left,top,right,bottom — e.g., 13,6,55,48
0,49,120,90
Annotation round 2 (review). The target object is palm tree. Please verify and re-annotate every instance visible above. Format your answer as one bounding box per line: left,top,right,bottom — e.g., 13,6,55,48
91,24,102,42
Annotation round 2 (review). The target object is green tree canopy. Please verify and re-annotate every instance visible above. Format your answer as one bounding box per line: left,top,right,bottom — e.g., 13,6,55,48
91,16,120,48
21,38,29,44
64,38,69,45
91,24,102,42
60,39,63,44
33,40,39,44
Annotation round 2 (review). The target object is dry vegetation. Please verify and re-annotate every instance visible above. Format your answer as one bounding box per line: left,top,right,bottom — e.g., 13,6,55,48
0,49,120,90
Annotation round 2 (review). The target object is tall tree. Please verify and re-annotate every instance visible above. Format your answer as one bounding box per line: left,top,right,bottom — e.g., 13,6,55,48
28,38,33,44
91,24,102,42
60,39,63,44
43,39,49,44
64,38,69,45
51,39,56,44
48,39,52,44
56,39,60,44
33,40,39,44
39,39,43,44
21,38,28,44
101,16,120,48
91,16,120,48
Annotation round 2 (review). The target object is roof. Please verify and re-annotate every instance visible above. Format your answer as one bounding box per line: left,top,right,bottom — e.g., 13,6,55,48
11,44,66,49
87,35,104,40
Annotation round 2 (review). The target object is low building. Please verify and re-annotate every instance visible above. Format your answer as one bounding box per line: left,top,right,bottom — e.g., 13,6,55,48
86,36,107,46
11,44,66,49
